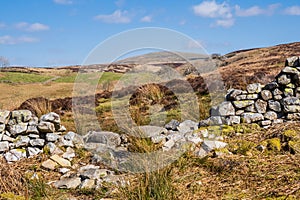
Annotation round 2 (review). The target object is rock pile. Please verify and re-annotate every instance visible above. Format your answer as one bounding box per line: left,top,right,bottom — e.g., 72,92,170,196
202,56,300,128
0,110,82,162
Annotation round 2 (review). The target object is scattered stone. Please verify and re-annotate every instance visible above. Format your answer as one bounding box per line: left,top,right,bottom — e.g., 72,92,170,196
64,131,76,141
50,154,71,167
177,120,198,134
59,168,70,174
62,147,76,160
165,119,180,131
54,177,81,189
151,135,166,144
226,89,243,100
79,179,96,189
85,131,121,147
207,116,223,125
162,139,175,151
202,140,227,152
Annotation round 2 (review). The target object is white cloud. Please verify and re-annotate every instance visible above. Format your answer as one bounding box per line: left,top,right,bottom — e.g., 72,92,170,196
15,22,49,32
192,0,232,19
140,15,152,22
235,4,280,17
0,23,6,28
284,6,300,15
53,0,72,5
212,18,235,28
94,10,131,23
0,35,39,45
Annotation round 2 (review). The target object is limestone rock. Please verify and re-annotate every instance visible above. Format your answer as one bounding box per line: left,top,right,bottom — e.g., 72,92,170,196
264,111,278,120
0,141,9,152
29,139,45,147
226,89,243,100
233,100,254,109
177,120,198,134
165,119,180,131
38,121,55,133
9,123,28,135
40,112,60,125
46,133,60,142
255,99,267,113
217,101,235,116
247,83,261,94
11,110,32,123
285,56,299,67
4,149,27,162
241,113,264,123
277,74,291,85
50,154,71,167
264,82,278,90
282,66,299,74
268,100,281,112
79,179,96,189
202,140,227,152
136,126,166,138
261,90,272,101
225,116,240,125
85,131,121,147
0,110,10,124
54,177,81,189
27,147,42,157
15,136,30,148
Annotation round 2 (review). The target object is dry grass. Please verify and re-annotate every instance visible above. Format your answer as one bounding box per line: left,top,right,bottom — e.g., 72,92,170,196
0,82,74,110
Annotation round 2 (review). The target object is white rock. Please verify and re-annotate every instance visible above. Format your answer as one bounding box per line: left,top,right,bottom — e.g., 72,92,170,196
0,141,9,152
54,177,81,189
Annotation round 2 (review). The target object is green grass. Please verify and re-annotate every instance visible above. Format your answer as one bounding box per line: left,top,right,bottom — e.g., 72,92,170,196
54,72,123,84
0,72,52,83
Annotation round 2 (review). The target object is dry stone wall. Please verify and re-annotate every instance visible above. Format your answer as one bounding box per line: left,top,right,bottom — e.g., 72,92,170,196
201,56,300,128
0,110,82,162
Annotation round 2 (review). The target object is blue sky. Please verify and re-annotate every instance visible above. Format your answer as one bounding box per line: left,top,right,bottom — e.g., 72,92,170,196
1,0,300,67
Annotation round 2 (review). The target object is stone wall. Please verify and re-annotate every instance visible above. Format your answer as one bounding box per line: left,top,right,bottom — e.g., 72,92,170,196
0,110,82,162
201,56,300,128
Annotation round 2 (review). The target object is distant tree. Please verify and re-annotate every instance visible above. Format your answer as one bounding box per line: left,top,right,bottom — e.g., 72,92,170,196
0,56,9,69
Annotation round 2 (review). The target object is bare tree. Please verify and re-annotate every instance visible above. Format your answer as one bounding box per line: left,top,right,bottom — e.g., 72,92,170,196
0,56,9,69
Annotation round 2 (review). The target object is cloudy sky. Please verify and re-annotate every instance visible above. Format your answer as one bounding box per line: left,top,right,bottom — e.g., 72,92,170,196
1,0,300,66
